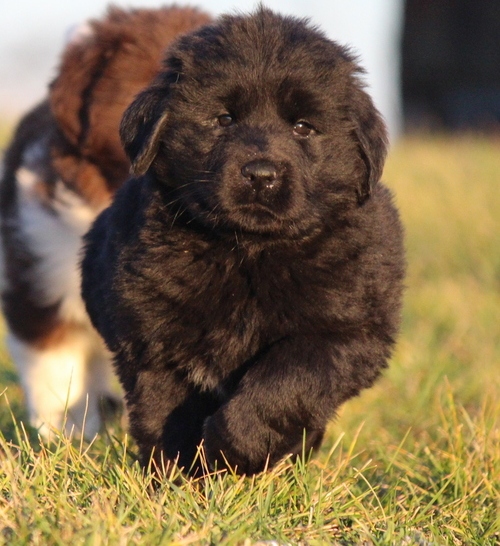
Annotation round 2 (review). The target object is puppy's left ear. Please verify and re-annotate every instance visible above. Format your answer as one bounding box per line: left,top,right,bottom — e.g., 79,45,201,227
350,83,388,203
119,85,171,176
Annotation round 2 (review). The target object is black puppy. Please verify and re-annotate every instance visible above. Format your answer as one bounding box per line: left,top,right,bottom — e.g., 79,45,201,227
82,8,405,476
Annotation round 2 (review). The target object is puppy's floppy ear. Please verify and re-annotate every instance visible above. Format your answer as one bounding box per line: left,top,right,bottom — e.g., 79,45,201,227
350,80,388,203
119,85,171,176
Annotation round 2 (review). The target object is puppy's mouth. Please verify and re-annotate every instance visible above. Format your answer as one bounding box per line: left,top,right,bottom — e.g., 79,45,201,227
184,194,284,233
225,202,285,231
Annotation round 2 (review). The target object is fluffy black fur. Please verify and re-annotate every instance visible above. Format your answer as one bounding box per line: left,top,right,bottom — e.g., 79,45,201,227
81,8,405,476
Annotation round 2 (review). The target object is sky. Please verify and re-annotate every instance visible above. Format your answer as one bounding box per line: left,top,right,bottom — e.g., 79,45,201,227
0,0,403,138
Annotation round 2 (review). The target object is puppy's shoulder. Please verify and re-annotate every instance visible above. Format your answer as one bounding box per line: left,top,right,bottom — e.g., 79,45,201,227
99,175,150,235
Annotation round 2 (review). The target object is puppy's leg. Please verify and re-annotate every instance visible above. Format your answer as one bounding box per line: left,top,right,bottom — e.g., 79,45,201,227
7,324,114,439
204,334,389,475
125,367,220,475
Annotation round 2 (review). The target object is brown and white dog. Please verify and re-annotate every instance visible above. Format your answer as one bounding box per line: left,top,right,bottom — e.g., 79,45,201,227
0,6,211,439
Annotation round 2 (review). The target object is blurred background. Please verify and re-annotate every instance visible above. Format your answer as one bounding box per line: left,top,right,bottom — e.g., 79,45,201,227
1,0,499,140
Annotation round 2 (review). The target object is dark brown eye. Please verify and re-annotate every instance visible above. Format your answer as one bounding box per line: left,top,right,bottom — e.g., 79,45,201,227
293,121,314,137
218,114,234,127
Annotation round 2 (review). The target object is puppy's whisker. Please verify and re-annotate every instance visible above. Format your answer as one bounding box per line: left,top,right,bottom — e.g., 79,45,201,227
171,205,188,228
160,197,184,211
175,180,210,190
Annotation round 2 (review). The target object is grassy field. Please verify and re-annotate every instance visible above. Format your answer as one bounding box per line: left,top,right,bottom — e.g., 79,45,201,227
1,134,499,545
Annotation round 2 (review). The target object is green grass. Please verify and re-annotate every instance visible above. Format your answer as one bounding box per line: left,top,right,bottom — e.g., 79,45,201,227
1,134,500,544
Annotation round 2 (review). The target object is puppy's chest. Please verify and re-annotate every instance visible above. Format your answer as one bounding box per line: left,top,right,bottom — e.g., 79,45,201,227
133,240,328,384
150,243,302,331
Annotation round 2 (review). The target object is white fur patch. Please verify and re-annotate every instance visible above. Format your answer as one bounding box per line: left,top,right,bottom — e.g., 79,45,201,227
16,166,98,325
7,327,114,439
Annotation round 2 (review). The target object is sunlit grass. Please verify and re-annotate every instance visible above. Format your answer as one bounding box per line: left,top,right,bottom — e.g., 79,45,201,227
1,133,500,544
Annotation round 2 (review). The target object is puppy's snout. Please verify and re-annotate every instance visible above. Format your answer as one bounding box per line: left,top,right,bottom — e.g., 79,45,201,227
241,160,278,189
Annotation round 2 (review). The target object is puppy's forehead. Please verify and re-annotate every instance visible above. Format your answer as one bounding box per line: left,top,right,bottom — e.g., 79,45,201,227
172,9,353,83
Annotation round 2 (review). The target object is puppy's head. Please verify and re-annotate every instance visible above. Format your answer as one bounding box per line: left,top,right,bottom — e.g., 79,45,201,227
50,6,211,190
121,8,388,235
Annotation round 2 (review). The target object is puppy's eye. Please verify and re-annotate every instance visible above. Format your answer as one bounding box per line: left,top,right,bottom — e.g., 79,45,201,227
293,121,315,137
218,114,234,127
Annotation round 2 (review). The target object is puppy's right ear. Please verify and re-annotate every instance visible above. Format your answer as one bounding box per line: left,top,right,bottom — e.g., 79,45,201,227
119,85,171,176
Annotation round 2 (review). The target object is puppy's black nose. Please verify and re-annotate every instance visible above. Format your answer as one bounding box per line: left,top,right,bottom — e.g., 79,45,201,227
241,160,278,188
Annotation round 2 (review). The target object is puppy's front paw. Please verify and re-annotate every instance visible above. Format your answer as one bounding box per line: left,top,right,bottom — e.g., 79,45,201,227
203,411,272,476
